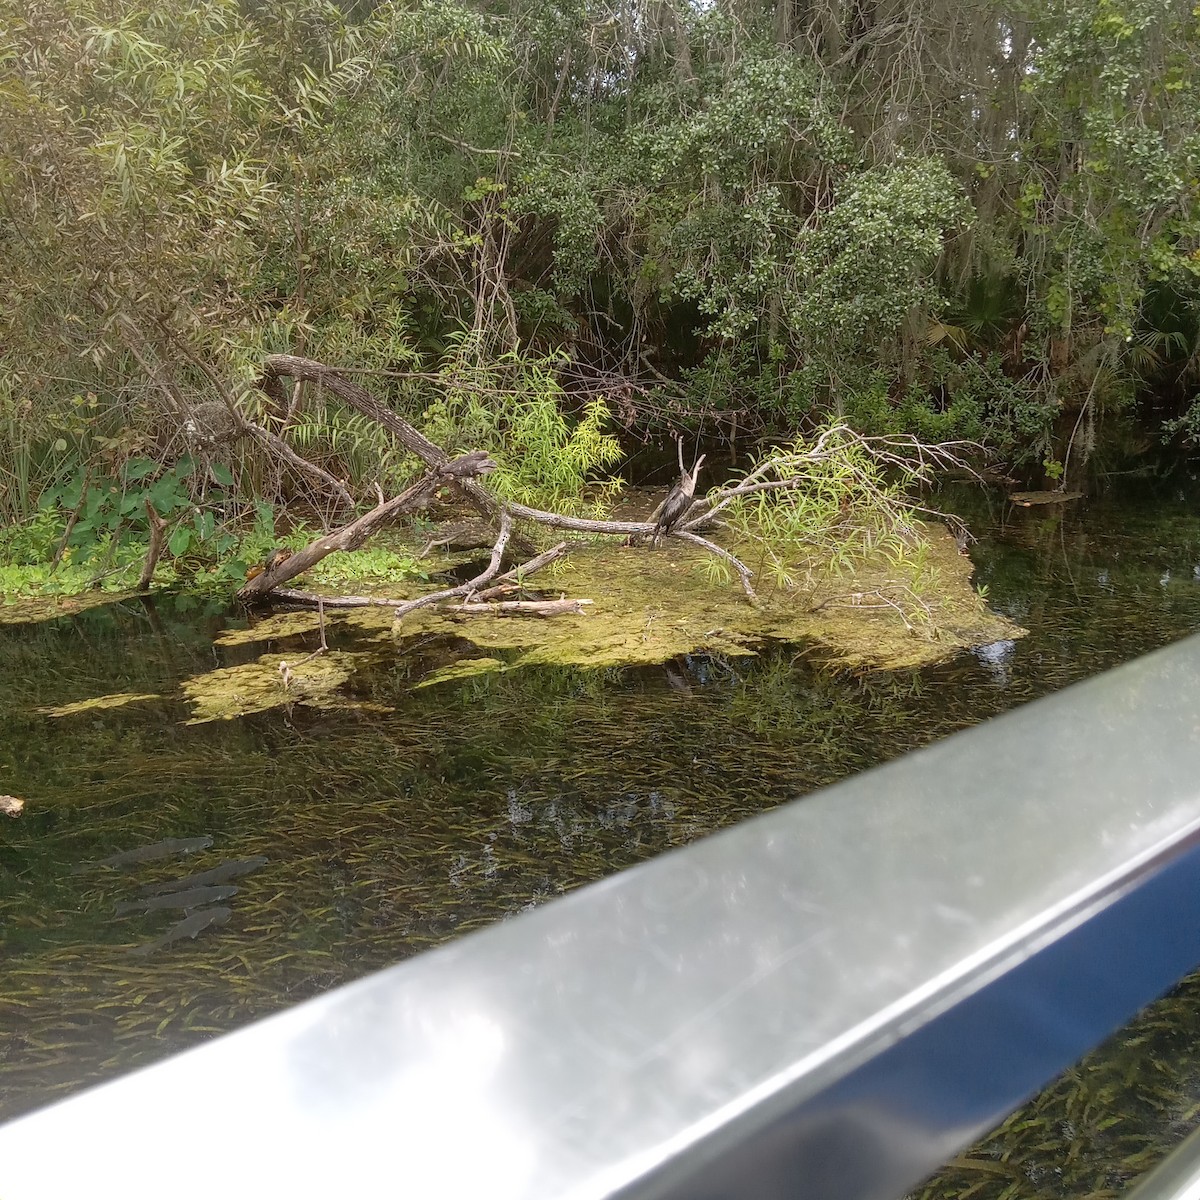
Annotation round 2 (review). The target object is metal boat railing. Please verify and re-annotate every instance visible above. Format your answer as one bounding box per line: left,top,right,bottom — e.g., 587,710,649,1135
4,634,1200,1199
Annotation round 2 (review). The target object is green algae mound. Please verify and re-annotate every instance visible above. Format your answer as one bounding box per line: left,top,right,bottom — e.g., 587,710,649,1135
24,518,1020,724
174,519,1020,717
390,520,1021,684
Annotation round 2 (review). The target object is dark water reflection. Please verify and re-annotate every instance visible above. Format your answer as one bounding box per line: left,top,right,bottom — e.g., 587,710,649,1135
3,478,1200,1193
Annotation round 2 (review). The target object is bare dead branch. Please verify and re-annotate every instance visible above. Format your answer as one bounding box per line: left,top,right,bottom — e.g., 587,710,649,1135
258,355,654,536
430,129,520,158
239,479,427,599
447,598,593,617
240,418,355,511
51,468,89,570
238,377,964,615
267,536,569,611
393,510,513,624
671,531,759,605
471,542,572,599
137,497,168,591
261,354,453,466
268,588,398,607
238,450,499,602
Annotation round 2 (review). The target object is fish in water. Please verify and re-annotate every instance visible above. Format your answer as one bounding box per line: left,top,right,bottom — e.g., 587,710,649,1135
73,836,214,874
116,885,238,916
128,906,231,956
137,856,268,898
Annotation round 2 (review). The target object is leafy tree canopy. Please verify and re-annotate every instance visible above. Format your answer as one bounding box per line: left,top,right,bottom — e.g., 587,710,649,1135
4,0,1200,532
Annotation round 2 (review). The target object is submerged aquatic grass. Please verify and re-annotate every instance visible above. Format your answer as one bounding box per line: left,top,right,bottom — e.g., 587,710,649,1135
5,480,1200,1193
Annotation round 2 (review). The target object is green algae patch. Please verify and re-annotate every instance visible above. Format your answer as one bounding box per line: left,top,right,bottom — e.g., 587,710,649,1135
0,591,134,626
414,655,510,688
180,651,366,724
214,609,331,648
764,520,1024,672
209,519,1020,699
40,692,162,717
395,520,1022,679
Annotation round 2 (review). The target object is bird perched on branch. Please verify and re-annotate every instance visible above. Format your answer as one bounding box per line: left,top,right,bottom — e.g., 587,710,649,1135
653,437,706,547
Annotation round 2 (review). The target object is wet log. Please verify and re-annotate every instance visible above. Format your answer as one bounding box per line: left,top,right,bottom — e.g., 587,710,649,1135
446,598,593,617
237,451,497,602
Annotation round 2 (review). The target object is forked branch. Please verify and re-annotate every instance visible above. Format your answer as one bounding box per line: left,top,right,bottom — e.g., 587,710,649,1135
239,361,969,615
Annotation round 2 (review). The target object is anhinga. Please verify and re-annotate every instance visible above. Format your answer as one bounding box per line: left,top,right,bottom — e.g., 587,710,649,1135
653,438,706,546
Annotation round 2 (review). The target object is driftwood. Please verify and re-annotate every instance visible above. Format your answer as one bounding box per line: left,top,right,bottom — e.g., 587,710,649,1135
393,512,513,623
240,417,355,511
446,598,593,617
236,450,496,602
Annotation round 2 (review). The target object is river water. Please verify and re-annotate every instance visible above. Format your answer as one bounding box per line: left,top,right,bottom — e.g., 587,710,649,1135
4,477,1200,1196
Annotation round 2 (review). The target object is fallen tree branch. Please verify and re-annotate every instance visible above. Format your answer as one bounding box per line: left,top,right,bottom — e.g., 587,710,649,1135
259,355,656,537
137,498,169,591
237,451,496,602
261,354,452,466
446,598,593,617
671,531,759,605
244,366,966,614
471,541,571,599
393,511,512,623
240,417,355,511
270,588,403,608
264,533,568,613
51,468,90,570
238,478,436,601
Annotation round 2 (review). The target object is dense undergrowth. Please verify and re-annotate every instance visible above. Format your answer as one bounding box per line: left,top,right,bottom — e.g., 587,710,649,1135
4,0,1200,580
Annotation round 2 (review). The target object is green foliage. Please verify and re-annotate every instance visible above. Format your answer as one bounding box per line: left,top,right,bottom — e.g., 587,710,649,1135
839,355,1059,465
720,425,935,591
5,0,1200,539
423,341,623,514
664,188,788,340
0,510,63,568
510,163,604,298
788,159,972,366
287,404,418,494
27,458,250,588
307,545,428,587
